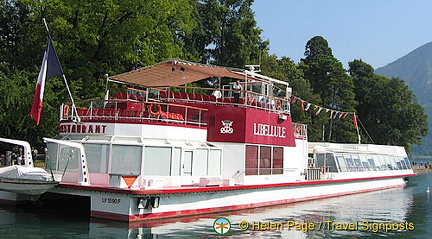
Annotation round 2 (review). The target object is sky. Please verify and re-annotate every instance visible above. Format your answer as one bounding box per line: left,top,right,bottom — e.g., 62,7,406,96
251,0,432,69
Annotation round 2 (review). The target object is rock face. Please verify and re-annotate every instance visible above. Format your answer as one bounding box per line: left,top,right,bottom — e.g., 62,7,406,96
375,42,432,156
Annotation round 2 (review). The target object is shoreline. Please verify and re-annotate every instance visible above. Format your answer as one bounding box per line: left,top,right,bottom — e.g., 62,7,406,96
412,165,432,174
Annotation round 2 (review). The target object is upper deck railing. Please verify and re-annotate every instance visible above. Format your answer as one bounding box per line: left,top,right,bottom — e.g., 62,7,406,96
60,86,291,127
61,98,208,127
147,86,291,114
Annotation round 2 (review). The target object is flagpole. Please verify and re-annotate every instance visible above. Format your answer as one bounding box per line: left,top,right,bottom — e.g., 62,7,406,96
354,113,361,144
42,18,81,123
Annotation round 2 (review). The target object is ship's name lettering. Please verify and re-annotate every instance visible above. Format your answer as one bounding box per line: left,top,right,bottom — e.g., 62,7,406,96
253,123,286,138
101,197,121,204
58,124,107,134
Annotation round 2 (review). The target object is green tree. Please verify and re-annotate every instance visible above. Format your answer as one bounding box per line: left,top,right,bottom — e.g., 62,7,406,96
349,60,428,152
299,36,357,142
0,63,62,146
189,0,268,67
36,0,196,99
260,55,325,141
0,0,197,147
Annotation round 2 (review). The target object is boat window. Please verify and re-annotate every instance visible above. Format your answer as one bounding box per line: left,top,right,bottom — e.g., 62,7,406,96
367,156,376,170
315,153,337,172
245,145,284,175
344,154,355,172
113,136,142,143
404,158,412,169
84,144,109,173
62,135,86,141
172,147,181,176
361,161,370,170
272,147,283,174
389,156,399,170
46,142,58,171
57,145,79,172
245,145,258,175
86,136,113,142
111,145,142,175
143,147,170,176
397,157,405,170
325,153,338,172
359,154,369,171
400,157,408,169
194,149,208,176
259,146,272,175
335,154,347,172
396,158,403,170
379,155,389,170
352,154,363,171
208,149,222,175
316,153,325,167
372,155,382,170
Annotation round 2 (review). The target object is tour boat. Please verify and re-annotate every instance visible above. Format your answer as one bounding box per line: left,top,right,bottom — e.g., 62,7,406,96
0,138,58,199
8,59,415,221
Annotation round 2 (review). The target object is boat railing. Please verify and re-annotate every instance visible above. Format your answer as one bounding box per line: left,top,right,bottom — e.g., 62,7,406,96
61,99,208,127
305,168,322,181
144,86,291,114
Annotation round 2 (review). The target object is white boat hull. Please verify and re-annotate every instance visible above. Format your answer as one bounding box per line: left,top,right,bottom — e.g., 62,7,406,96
45,174,410,222
0,178,58,196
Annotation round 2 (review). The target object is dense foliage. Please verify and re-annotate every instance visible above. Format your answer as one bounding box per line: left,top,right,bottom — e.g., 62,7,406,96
0,0,427,153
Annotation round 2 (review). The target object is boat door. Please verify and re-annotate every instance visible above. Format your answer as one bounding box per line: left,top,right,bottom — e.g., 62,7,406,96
181,150,194,185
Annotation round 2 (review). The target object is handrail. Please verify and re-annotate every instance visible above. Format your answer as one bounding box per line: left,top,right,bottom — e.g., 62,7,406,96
61,99,208,126
148,85,290,102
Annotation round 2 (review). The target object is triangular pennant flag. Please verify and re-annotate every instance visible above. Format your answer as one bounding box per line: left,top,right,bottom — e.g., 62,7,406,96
333,112,339,119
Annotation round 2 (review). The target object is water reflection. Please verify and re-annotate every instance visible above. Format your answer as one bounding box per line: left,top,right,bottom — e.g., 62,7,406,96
1,174,432,238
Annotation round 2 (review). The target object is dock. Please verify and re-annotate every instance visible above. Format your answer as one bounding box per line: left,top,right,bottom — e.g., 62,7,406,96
412,164,432,174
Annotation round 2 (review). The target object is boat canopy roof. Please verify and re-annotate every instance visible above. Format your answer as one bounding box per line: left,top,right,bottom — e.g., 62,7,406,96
109,59,289,88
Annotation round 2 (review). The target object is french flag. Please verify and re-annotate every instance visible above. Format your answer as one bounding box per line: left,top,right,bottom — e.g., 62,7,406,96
30,38,64,125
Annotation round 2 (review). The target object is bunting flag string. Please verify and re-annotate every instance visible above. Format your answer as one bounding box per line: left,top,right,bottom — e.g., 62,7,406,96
291,95,358,127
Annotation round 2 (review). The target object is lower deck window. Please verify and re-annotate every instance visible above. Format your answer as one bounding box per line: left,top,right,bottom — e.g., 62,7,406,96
144,147,171,176
333,153,411,172
315,153,338,172
46,142,79,172
111,145,142,175
246,145,284,175
84,144,109,173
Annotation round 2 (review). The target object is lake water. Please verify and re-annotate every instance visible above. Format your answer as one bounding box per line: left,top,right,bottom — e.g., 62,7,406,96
0,174,431,238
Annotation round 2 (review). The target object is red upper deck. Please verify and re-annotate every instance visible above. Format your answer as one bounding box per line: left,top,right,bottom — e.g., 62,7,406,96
59,59,307,143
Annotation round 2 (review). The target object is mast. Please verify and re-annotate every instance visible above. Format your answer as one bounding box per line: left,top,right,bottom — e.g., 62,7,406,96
42,18,81,123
